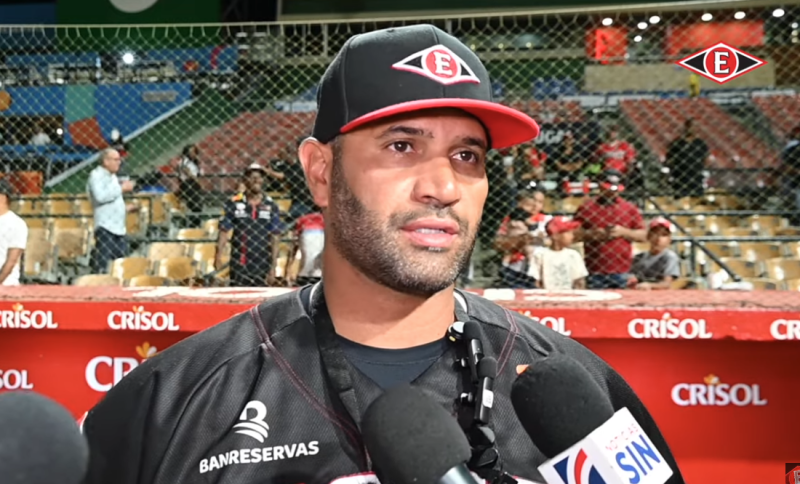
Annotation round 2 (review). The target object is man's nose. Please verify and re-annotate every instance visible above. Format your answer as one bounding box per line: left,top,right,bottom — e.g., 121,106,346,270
411,156,461,209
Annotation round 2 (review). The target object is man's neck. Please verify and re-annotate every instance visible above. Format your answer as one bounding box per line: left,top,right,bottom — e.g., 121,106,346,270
321,248,456,349
0,205,8,216
649,246,666,255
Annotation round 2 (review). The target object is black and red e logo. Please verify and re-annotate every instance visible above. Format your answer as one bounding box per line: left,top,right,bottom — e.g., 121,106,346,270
677,42,766,84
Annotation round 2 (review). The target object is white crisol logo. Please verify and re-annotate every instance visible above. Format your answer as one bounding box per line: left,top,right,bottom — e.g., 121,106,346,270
109,0,159,13
671,374,768,407
234,401,270,443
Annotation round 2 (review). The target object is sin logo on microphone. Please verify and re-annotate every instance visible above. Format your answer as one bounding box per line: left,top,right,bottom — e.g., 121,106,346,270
553,449,607,484
539,408,673,484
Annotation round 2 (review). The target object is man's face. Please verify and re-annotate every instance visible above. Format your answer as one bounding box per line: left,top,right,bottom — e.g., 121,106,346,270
518,192,544,215
244,170,264,193
325,109,489,297
609,130,618,141
103,150,121,173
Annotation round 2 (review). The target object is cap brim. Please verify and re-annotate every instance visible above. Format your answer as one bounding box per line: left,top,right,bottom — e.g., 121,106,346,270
340,98,540,149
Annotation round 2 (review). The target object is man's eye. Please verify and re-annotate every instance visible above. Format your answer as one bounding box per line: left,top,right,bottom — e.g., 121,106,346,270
456,151,480,163
390,141,413,153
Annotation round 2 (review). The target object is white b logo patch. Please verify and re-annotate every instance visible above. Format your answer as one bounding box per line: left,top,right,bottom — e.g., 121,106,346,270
109,0,159,13
233,401,270,443
392,44,481,86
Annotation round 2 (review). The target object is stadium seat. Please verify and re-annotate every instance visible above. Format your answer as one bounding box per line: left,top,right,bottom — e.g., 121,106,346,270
74,275,121,287
45,199,73,216
785,279,800,291
717,258,763,279
189,243,216,263
177,228,207,240
785,242,800,259
74,199,94,217
763,258,800,281
275,199,292,213
736,243,782,262
23,237,57,283
147,242,187,261
155,256,197,283
743,278,780,290
22,217,46,229
748,215,786,232
51,218,83,230
775,227,800,236
128,275,169,287
203,219,219,236
52,227,90,263
110,257,150,281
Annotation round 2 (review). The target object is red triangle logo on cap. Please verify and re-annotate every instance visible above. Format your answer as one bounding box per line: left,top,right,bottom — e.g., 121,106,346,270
391,44,481,86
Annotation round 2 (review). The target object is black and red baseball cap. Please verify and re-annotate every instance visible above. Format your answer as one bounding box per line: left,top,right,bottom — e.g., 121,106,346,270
599,169,625,192
311,24,540,149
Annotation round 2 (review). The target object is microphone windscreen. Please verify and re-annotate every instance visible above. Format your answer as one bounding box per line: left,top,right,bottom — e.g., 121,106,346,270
510,354,615,458
477,357,497,379
0,391,89,484
462,321,482,341
362,384,471,484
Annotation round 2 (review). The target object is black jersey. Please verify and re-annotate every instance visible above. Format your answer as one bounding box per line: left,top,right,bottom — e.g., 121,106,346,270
81,286,685,484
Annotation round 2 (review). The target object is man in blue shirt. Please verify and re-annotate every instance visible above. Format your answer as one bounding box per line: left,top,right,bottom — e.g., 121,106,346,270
87,148,136,273
215,163,283,287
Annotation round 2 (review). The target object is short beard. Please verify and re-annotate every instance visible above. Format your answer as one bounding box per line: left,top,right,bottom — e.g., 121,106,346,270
326,141,477,298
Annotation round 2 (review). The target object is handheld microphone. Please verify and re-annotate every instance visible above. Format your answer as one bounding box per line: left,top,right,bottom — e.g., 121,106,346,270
362,384,480,484
510,355,674,484
0,391,89,484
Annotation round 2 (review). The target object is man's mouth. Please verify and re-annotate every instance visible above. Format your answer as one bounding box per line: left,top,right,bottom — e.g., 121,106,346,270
400,219,460,248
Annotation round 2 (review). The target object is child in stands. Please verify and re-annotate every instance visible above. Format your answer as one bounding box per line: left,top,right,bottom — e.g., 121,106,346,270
527,216,588,290
629,217,681,290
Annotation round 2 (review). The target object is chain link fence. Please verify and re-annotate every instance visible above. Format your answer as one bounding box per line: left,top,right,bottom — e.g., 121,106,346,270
2,2,800,296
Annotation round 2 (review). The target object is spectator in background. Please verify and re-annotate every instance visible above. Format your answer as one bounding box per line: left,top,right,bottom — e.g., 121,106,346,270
215,163,283,287
527,216,587,290
552,131,586,197
494,189,551,288
29,122,51,146
520,144,548,184
780,125,800,226
666,119,709,198
286,211,325,286
574,169,646,289
87,148,137,274
628,218,681,290
0,178,27,286
596,126,636,176
177,144,204,225
266,139,316,223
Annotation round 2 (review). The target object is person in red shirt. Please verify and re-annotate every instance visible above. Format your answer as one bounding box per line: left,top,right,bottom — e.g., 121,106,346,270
574,169,647,289
596,126,636,175
494,189,552,288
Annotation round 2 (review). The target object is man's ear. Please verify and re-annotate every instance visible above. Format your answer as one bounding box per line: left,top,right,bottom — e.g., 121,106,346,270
298,138,332,209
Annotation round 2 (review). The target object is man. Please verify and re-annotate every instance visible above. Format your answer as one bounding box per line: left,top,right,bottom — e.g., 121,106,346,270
0,178,27,286
666,119,709,199
265,138,318,223
595,126,636,175
215,163,283,287
629,217,681,290
177,144,204,225
82,25,684,484
574,169,647,289
286,211,325,287
494,190,550,288
87,148,136,274
781,125,800,226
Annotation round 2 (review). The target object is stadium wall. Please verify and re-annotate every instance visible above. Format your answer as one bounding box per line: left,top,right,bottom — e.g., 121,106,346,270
0,286,797,484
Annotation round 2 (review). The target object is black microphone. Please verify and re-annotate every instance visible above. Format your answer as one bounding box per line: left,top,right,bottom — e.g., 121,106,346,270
510,355,675,484
362,384,479,484
462,322,484,382
0,391,89,484
510,355,614,458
